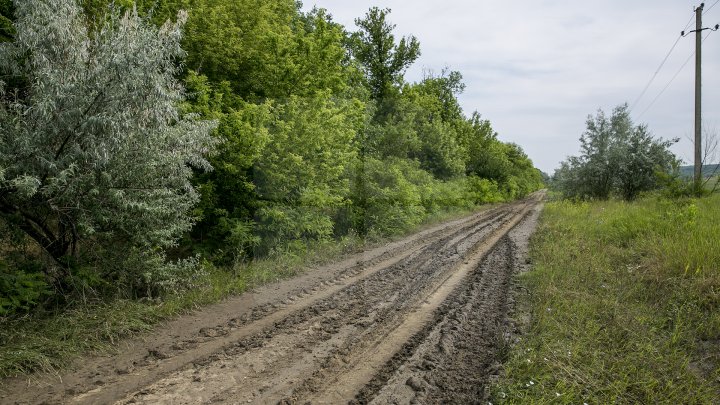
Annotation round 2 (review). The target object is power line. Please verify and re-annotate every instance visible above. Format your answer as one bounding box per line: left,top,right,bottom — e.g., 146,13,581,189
705,0,720,15
683,12,696,32
638,33,711,120
638,53,693,119
629,35,682,112
629,12,696,113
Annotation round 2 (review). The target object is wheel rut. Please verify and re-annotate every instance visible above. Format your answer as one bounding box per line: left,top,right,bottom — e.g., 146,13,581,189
0,193,543,405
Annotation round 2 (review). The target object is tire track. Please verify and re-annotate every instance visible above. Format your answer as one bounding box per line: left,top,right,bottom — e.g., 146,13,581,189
116,204,525,404
0,194,542,405
290,198,537,404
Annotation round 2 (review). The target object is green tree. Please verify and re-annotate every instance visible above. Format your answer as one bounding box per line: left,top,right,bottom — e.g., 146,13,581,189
0,0,216,282
579,107,615,199
401,70,468,179
349,7,420,113
175,2,358,260
181,0,351,99
554,104,677,200
255,92,364,253
414,69,465,122
181,72,271,261
349,157,426,236
361,70,467,179
613,122,678,201
464,114,509,180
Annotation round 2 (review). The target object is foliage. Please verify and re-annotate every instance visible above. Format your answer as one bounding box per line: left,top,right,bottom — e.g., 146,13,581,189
349,7,420,110
349,157,514,238
0,262,49,316
181,0,350,99
554,104,678,200
0,0,14,41
181,72,270,262
351,157,428,236
0,0,216,290
255,92,364,253
0,0,544,360
403,71,468,179
492,195,720,403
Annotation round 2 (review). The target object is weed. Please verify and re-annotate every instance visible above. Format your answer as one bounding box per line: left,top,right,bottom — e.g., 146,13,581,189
492,194,720,403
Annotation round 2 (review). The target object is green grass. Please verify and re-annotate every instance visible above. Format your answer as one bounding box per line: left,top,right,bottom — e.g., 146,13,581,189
492,194,720,403
0,205,479,379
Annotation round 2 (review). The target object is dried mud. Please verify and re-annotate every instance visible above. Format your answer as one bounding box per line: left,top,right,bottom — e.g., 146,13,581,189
0,193,543,405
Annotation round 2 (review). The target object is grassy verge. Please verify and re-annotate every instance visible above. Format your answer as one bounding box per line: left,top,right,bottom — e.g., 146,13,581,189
493,194,720,403
0,205,480,379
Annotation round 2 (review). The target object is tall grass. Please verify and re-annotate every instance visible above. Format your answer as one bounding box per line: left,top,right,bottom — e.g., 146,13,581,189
493,194,720,403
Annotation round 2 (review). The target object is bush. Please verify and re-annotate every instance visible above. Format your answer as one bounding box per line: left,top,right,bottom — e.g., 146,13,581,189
351,157,426,237
0,263,49,316
553,104,677,200
0,0,216,295
466,176,505,204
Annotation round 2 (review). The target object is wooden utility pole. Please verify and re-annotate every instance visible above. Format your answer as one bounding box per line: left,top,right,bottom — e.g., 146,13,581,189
694,3,703,190
683,3,718,192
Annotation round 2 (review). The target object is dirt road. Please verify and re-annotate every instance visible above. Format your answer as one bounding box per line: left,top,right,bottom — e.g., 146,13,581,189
1,193,543,404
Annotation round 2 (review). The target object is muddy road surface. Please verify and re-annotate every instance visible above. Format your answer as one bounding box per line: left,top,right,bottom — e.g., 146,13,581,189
1,193,543,404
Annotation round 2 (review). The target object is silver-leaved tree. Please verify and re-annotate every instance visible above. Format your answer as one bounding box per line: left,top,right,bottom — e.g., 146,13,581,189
0,0,217,290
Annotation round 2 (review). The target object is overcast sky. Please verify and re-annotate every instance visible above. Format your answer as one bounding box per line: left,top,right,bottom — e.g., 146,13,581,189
301,0,720,174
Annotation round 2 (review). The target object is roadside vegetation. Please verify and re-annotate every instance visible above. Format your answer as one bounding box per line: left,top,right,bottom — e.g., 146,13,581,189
493,195,719,403
0,0,542,377
553,104,678,201
493,106,719,402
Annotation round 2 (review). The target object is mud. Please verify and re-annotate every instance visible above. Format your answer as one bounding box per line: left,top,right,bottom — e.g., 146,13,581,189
0,193,543,405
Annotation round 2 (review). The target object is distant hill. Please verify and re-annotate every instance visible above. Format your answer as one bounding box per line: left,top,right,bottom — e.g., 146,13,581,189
679,164,720,179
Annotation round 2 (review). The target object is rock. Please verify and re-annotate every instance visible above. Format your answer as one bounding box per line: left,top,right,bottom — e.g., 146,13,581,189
147,348,169,360
200,327,219,338
422,360,436,370
406,376,425,392
116,366,131,375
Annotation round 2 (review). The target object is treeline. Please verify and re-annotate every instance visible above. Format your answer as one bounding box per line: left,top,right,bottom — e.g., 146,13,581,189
0,0,542,315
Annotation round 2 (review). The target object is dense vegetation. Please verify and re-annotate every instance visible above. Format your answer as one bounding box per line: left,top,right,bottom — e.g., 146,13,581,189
493,196,720,403
553,104,678,201
0,0,542,319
